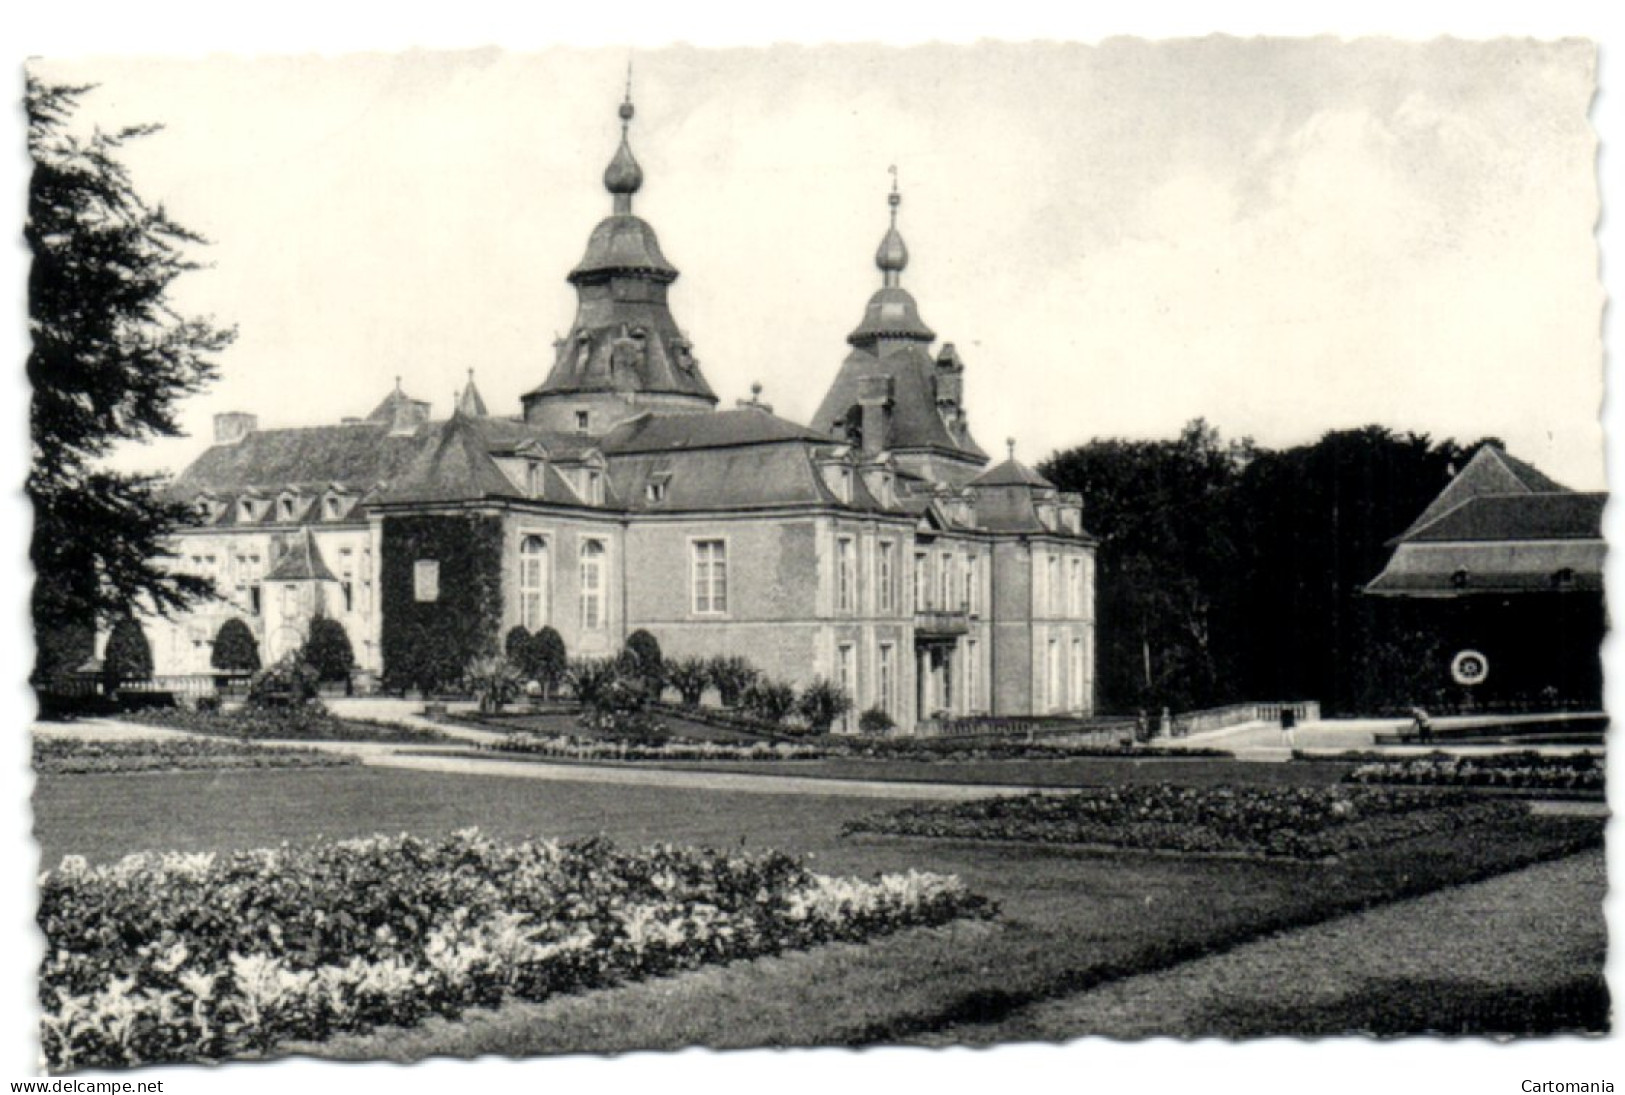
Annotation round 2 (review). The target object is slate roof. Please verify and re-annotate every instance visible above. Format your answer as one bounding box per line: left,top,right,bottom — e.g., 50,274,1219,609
264,528,337,582
609,444,838,513
1403,492,1605,543
1395,445,1573,541
812,342,988,463
376,416,603,508
1364,540,1605,596
568,214,678,284
1366,446,1606,597
970,458,1054,488
171,421,425,496
600,409,837,454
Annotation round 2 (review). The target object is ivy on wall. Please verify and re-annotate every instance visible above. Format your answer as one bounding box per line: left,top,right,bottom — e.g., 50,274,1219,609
380,514,505,692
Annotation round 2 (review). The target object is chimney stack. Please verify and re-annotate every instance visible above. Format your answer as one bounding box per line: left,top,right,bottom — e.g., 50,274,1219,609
856,375,894,457
213,412,258,445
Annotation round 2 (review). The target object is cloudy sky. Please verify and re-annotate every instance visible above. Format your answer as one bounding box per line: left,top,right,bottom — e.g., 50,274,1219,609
31,38,1605,486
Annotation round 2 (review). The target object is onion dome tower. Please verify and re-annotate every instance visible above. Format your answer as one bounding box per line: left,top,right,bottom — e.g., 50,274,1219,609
813,173,988,484
846,179,937,350
521,82,718,434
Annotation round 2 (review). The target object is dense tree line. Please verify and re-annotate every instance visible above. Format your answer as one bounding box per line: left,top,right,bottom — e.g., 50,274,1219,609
1042,421,1496,716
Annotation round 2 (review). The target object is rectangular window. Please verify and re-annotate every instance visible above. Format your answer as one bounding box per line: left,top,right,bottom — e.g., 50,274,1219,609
414,560,440,602
1047,638,1061,711
877,541,896,614
519,535,550,629
579,540,606,629
939,552,954,613
966,639,979,711
837,643,856,731
339,548,355,613
1071,638,1085,709
692,539,728,614
281,583,300,615
878,642,895,717
963,552,975,613
1069,557,1083,617
1048,554,1061,615
914,551,930,612
575,410,590,434
837,537,856,613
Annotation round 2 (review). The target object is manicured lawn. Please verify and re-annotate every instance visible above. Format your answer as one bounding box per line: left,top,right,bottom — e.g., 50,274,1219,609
961,848,1609,1040
32,763,1604,1051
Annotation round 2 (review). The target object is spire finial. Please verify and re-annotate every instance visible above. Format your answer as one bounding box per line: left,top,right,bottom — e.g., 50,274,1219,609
875,167,909,287
395,375,402,392
605,65,644,214
620,57,635,128
1007,438,1016,461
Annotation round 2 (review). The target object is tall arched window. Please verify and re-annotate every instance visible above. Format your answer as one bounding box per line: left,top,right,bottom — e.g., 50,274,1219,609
579,539,606,630
519,535,549,630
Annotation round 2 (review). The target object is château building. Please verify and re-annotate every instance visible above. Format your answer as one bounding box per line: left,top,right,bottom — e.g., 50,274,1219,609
138,90,1098,733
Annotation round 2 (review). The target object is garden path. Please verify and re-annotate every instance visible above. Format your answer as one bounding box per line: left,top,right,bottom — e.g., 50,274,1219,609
361,751,1052,801
1169,716,1604,761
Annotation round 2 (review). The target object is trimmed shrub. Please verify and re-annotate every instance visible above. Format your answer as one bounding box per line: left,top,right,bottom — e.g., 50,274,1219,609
503,626,531,666
664,656,712,707
858,706,896,737
300,617,355,687
210,618,260,674
531,627,568,699
625,629,663,682
101,617,153,686
742,678,797,726
709,655,760,709
796,677,853,735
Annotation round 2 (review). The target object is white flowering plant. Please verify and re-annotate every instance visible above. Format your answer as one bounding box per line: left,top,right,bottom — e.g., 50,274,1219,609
38,829,989,1070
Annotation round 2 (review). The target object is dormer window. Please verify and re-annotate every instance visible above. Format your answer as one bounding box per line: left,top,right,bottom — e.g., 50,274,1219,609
526,461,545,499
575,410,590,435
820,463,854,504
1038,504,1057,531
238,498,259,523
278,494,297,522
323,493,347,521
585,469,604,505
646,479,668,504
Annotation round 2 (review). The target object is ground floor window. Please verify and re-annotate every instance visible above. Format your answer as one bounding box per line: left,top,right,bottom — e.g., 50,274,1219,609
579,540,606,630
520,535,549,629
877,642,895,717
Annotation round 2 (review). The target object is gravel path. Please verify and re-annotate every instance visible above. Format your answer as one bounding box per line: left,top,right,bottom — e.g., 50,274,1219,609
947,847,1607,1040
368,752,1046,800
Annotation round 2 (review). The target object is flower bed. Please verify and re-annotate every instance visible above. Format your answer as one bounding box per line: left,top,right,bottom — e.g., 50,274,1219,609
38,830,989,1070
1344,752,1604,794
485,734,826,763
844,784,1528,860
32,737,357,775
121,707,452,744
832,738,1230,762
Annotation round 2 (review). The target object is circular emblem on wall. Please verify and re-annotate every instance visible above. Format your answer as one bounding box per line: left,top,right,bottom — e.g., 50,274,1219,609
1450,649,1490,687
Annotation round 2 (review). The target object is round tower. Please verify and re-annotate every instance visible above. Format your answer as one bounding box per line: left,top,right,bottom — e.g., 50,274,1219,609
521,84,718,435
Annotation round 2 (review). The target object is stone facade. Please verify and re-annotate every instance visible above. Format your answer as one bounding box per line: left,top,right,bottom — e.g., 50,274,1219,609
126,91,1098,733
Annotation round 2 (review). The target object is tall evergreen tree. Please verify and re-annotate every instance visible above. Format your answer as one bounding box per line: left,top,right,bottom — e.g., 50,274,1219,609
27,77,234,679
